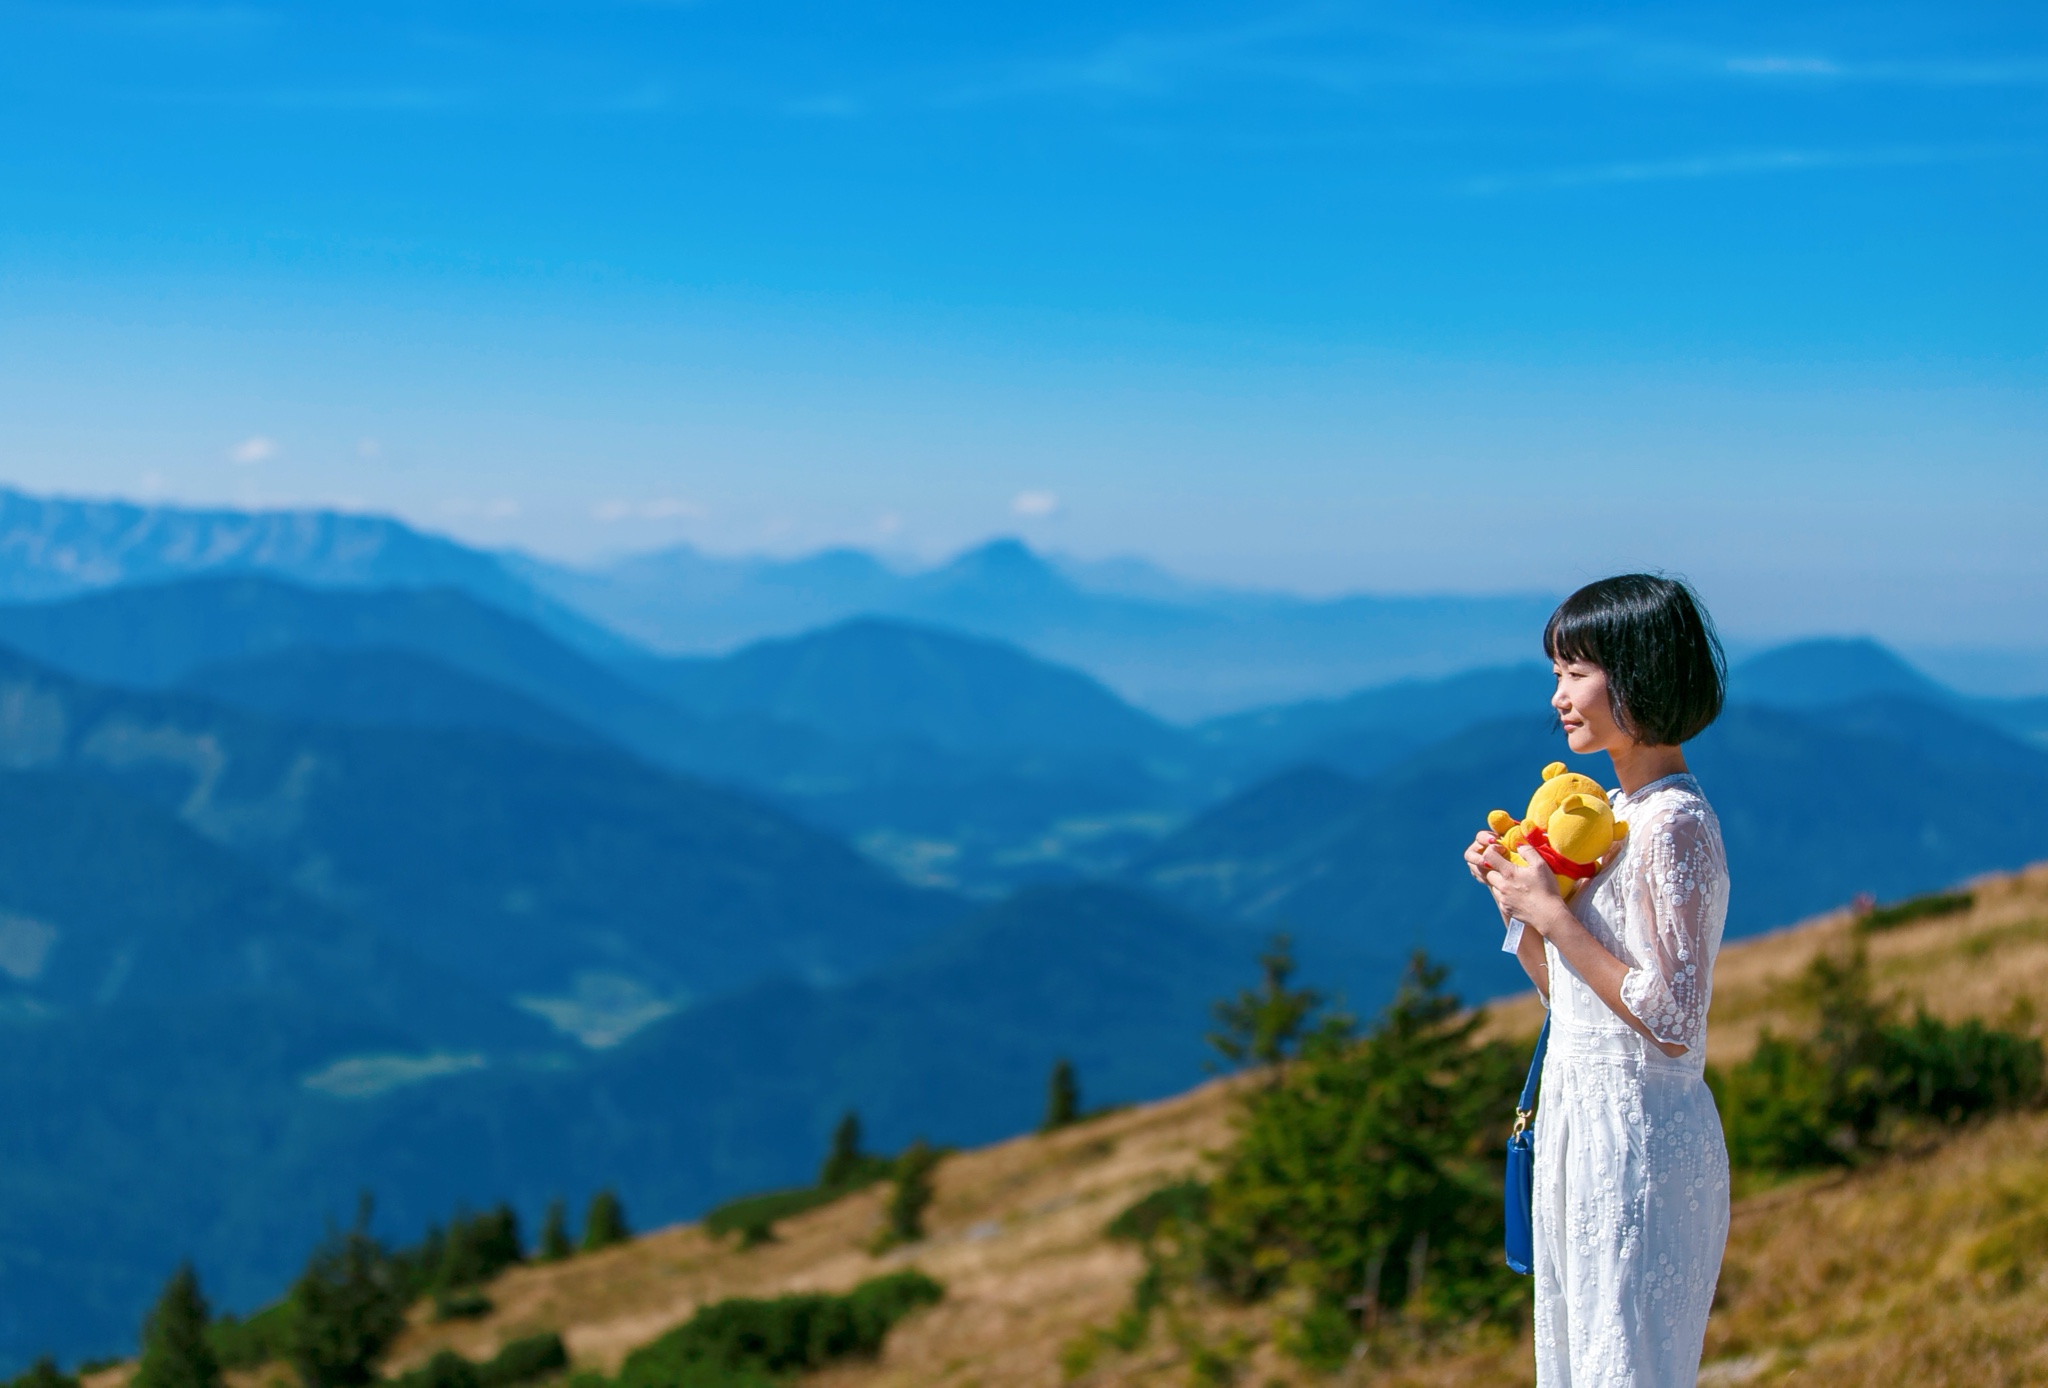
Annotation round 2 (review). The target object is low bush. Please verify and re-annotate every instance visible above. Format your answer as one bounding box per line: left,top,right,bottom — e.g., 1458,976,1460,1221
1859,889,1974,933
478,1334,569,1388
208,1301,293,1369
431,1291,493,1323
1713,946,2044,1173
4,1359,79,1388
389,1333,567,1388
701,1186,851,1242
613,1270,942,1388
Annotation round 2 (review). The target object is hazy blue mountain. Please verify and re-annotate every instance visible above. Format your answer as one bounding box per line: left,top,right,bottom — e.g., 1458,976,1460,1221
1132,699,2048,1000
884,542,1562,720
636,618,1193,761
178,647,604,748
0,488,620,656
507,545,903,654
0,768,540,1048
529,536,1561,719
0,574,686,751
1192,663,1554,780
1729,638,1951,708
0,649,962,1021
0,579,1212,895
1731,637,2048,746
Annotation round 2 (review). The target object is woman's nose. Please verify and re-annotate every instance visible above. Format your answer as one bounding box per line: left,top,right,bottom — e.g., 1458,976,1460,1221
1551,689,1570,711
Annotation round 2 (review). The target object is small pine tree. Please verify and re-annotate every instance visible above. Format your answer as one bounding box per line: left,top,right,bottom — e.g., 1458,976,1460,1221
873,1140,940,1252
581,1189,630,1252
1042,1058,1081,1132
134,1263,221,1388
1207,933,1326,1073
288,1200,408,1388
819,1110,865,1188
9,1359,78,1388
537,1199,574,1262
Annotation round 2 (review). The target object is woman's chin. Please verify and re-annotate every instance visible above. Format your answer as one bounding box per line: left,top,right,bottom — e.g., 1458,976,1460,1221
1563,727,1600,755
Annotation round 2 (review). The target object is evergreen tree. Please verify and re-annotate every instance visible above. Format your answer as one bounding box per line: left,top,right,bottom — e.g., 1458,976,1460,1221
7,1359,78,1388
873,1140,940,1252
134,1263,221,1388
1198,953,1521,1357
1042,1058,1081,1132
1207,932,1326,1073
288,1201,409,1388
537,1199,574,1262
818,1110,865,1188
581,1189,630,1252
437,1205,522,1289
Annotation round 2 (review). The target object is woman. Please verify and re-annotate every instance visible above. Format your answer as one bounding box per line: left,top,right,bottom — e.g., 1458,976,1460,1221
1464,574,1731,1387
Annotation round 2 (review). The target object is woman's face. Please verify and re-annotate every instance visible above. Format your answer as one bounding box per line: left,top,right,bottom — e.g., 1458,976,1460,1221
1552,658,1623,755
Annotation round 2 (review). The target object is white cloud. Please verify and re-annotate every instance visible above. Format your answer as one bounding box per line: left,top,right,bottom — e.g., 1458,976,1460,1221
227,435,276,465
1012,489,1062,519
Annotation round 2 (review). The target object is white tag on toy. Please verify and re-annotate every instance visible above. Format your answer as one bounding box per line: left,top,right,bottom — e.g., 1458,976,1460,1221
1502,918,1526,953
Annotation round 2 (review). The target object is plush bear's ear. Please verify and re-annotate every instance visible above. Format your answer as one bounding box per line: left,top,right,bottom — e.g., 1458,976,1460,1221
1541,761,1566,781
1613,820,1629,839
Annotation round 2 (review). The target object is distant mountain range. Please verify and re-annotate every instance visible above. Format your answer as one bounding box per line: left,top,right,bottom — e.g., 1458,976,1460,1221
0,488,622,657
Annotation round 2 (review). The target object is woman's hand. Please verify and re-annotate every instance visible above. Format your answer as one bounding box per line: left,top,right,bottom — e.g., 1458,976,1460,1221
1464,830,1501,884
1481,844,1572,937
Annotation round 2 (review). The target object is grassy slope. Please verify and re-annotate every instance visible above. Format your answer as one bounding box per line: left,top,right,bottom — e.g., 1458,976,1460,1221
344,864,2048,1388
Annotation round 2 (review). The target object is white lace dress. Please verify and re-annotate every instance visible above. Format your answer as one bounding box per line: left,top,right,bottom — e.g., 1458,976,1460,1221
1532,772,1731,1387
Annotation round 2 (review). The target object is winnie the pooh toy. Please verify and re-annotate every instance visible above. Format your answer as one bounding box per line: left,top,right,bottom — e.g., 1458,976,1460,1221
1489,762,1627,952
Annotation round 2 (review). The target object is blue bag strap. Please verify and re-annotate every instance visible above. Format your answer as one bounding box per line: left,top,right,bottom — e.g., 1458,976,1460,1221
1513,1015,1550,1134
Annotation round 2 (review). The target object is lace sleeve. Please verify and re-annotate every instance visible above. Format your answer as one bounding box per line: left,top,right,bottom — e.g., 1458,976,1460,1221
1616,803,1727,1052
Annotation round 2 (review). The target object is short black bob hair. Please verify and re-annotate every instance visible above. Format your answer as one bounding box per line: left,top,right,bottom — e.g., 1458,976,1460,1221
1544,574,1726,746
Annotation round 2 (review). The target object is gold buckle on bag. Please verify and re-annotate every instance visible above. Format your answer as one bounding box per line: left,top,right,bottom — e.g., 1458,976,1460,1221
1511,1108,1533,1139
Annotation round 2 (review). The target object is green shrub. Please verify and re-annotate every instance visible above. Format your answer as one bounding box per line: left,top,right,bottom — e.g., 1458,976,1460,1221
614,1271,942,1388
392,1351,479,1388
5,1358,80,1388
1860,890,1974,932
389,1333,566,1388
431,1290,494,1322
702,1187,844,1241
478,1333,569,1388
1105,1181,1209,1245
1714,945,2044,1173
208,1300,293,1369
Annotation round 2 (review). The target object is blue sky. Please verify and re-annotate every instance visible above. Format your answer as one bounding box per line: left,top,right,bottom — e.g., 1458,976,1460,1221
1,1,2044,654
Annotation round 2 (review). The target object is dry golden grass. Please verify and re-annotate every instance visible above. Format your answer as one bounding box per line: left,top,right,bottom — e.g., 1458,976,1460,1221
295,863,2048,1386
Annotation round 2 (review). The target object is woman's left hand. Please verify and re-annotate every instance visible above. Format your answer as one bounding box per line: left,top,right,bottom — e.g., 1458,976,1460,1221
1481,845,1568,934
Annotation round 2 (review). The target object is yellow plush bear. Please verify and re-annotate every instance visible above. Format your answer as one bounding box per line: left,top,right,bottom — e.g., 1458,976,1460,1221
1487,761,1627,903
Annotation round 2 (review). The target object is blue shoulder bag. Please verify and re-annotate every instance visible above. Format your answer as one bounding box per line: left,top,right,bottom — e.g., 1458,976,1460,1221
1503,1015,1550,1276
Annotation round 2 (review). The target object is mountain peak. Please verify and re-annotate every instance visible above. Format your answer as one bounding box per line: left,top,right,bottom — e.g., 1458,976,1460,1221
1731,637,1952,710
